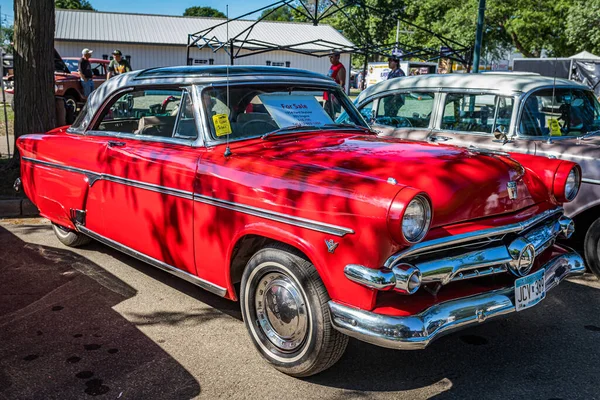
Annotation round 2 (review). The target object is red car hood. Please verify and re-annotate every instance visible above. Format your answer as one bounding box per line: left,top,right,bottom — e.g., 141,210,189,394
255,133,540,227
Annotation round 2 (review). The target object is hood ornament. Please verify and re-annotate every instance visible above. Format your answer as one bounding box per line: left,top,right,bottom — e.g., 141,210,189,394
507,181,518,200
325,239,339,254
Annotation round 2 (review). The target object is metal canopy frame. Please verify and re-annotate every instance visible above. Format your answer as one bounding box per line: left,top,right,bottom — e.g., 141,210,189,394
186,0,472,68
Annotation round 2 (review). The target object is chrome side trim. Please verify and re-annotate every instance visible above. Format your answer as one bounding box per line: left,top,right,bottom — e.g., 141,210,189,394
22,157,354,237
582,178,600,185
384,207,563,267
75,224,227,297
331,252,585,350
193,194,355,237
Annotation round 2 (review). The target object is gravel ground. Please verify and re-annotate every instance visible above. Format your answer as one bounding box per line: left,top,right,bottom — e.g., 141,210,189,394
1,217,599,400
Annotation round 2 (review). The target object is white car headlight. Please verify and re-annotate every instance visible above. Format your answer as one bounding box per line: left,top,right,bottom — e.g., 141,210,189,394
402,195,432,243
565,168,580,201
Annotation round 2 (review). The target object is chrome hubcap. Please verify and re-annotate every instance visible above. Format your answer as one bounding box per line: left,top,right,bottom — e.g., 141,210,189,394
255,272,308,352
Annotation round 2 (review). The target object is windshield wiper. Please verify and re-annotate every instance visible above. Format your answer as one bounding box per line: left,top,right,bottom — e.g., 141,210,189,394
322,123,376,134
261,125,321,140
578,129,600,140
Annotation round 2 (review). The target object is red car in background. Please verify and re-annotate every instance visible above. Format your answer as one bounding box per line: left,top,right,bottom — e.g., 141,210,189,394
4,50,108,112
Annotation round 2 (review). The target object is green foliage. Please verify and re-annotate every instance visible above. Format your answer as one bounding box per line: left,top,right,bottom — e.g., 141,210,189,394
260,7,294,22
1,25,13,53
566,0,600,55
183,6,226,18
55,0,95,10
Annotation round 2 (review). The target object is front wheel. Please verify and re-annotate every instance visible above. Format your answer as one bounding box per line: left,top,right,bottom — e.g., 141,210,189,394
52,223,91,247
240,245,348,377
584,218,600,279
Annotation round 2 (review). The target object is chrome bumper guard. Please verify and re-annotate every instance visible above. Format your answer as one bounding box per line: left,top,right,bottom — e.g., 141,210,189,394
330,252,585,350
345,208,575,292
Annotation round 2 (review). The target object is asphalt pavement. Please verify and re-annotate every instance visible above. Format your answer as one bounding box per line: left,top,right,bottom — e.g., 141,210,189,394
1,218,599,400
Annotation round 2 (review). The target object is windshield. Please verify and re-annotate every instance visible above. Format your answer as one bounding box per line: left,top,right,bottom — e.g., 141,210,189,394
202,84,367,141
63,59,79,73
520,88,600,137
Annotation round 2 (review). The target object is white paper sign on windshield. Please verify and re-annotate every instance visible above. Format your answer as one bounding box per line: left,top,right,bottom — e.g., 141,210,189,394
258,94,334,128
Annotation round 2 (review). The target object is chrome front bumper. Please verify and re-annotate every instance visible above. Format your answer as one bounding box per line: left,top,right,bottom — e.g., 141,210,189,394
330,252,585,350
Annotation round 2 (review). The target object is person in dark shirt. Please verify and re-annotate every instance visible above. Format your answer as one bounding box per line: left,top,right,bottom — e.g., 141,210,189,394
78,48,94,97
107,50,132,79
387,56,406,80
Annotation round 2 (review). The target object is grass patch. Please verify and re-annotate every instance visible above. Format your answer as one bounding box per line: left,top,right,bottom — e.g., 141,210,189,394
0,105,14,137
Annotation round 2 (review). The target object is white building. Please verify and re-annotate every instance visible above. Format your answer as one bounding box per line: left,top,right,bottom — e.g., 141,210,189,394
54,9,354,90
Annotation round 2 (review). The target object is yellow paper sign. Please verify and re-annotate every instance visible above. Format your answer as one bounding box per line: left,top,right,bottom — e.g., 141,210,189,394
548,118,562,136
213,114,232,137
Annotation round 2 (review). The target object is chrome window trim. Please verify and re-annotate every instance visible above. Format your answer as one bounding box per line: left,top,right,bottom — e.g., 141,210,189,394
84,85,205,147
75,224,227,297
21,156,354,237
514,84,599,138
197,81,366,147
436,92,519,136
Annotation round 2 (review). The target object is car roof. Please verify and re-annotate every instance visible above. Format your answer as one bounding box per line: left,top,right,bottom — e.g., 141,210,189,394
134,65,330,80
78,65,339,131
356,73,589,103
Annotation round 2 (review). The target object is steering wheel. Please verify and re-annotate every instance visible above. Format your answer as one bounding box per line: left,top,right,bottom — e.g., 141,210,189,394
394,116,413,128
241,120,278,136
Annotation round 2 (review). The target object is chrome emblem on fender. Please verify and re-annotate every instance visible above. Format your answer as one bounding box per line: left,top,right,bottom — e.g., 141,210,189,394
325,239,339,254
507,181,518,200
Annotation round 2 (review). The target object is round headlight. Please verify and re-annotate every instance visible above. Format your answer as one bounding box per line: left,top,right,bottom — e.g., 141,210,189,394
402,195,432,243
565,168,580,201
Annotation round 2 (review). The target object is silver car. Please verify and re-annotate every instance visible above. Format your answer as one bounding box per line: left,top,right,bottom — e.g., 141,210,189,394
353,73,600,278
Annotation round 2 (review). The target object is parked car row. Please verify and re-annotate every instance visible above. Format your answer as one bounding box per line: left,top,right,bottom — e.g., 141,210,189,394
3,50,109,112
16,66,589,377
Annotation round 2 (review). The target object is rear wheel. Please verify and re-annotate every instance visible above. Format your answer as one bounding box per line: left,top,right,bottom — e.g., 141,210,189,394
240,245,348,377
52,223,91,247
584,218,600,279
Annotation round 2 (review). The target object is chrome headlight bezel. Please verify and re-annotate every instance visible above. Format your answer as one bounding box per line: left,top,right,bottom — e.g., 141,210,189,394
565,167,581,201
401,195,432,244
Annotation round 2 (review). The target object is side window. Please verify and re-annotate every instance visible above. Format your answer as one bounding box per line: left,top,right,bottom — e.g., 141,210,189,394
173,92,199,140
95,89,184,138
375,92,434,128
441,93,513,134
358,100,375,122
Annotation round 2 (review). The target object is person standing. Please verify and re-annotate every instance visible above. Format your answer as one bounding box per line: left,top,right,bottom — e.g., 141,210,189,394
107,50,132,79
327,52,346,89
78,48,94,98
387,56,405,80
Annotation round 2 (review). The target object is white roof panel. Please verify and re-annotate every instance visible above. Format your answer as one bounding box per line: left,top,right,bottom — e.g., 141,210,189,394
55,9,354,51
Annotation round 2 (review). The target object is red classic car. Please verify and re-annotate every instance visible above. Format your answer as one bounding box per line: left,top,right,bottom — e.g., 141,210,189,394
16,66,585,377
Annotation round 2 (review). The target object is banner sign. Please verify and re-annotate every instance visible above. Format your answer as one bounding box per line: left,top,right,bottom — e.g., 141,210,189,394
258,95,333,127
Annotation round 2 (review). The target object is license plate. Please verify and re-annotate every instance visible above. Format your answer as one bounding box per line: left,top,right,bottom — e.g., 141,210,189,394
514,268,546,312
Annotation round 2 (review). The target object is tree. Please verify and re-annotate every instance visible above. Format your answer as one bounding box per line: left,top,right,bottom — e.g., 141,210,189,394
13,0,56,157
183,6,226,18
1,25,13,53
566,0,600,55
260,6,294,22
55,0,95,10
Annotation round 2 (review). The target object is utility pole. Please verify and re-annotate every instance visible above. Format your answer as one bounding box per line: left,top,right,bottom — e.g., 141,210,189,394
472,0,486,74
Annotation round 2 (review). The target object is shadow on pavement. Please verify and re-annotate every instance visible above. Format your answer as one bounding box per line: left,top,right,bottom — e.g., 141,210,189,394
309,275,600,399
0,224,201,399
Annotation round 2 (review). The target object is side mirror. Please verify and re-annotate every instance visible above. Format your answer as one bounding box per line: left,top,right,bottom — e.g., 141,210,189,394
493,125,508,141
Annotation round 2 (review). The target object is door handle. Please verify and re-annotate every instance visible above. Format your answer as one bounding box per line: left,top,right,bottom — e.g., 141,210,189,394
428,135,452,143
108,141,126,147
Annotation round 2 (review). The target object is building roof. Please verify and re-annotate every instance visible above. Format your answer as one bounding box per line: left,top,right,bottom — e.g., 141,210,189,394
569,51,600,60
55,9,354,52
356,73,588,104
